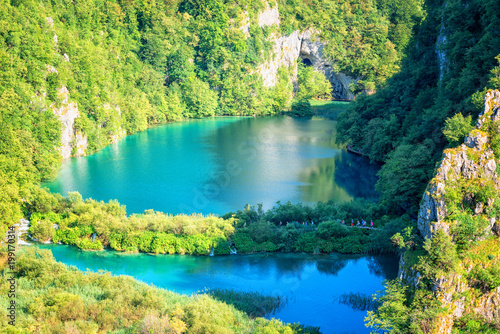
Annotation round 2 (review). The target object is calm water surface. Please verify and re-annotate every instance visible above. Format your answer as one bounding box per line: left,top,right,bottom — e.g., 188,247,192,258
38,244,398,334
44,117,380,215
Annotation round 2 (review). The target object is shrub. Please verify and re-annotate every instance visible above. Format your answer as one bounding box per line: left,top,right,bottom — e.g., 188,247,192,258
232,231,258,253
451,213,489,253
442,113,473,146
77,238,103,251
28,220,55,242
213,237,230,255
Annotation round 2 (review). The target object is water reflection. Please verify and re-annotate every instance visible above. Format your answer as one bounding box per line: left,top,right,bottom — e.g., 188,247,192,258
366,254,400,280
38,244,398,334
44,117,380,215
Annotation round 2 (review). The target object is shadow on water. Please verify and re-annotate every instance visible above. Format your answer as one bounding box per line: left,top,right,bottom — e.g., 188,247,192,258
333,152,381,201
366,254,400,280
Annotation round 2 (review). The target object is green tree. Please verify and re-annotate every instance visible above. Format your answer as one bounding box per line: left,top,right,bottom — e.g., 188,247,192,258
182,77,218,118
296,63,332,100
442,113,473,146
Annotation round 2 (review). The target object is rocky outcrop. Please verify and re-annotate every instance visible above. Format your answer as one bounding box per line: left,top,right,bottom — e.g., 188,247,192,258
418,91,500,240
413,90,500,333
258,4,279,27
51,86,88,159
255,4,355,100
258,30,302,87
299,30,355,100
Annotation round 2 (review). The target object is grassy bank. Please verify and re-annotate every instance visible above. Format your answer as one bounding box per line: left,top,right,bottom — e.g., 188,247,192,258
0,247,318,333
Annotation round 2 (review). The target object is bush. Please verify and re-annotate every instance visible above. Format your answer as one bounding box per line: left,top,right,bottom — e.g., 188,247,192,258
28,220,55,242
258,241,278,252
443,113,473,146
77,238,103,251
469,265,500,292
213,237,230,255
291,99,312,116
417,230,458,278
316,221,350,239
294,232,317,253
451,213,489,253
232,231,258,253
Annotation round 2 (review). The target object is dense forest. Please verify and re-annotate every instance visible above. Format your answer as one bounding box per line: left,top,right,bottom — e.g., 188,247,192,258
336,0,500,215
0,0,424,237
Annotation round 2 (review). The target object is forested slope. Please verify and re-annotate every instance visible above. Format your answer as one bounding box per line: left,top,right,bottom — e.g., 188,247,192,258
336,0,500,214
0,0,422,235
367,90,500,333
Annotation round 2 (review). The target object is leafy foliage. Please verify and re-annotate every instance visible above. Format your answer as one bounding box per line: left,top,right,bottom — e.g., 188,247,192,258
336,0,500,215
443,114,473,146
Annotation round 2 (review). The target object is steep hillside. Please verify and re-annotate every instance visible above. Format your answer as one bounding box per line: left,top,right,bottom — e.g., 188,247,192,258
336,0,500,214
367,91,500,333
0,0,422,235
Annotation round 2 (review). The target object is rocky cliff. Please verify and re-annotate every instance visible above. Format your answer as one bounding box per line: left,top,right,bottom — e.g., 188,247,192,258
411,90,500,333
51,86,88,159
255,4,355,100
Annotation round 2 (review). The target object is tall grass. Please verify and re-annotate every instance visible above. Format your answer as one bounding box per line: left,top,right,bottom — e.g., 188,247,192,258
204,288,288,318
334,292,379,311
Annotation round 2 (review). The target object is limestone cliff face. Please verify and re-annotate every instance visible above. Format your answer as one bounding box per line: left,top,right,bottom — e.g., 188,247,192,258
255,4,356,100
413,90,500,334
418,90,500,239
51,87,88,159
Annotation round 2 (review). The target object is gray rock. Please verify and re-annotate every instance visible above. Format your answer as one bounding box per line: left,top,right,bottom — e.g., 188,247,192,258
51,87,88,159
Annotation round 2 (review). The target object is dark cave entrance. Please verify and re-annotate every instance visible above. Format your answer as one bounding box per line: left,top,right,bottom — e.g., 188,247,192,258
301,58,312,67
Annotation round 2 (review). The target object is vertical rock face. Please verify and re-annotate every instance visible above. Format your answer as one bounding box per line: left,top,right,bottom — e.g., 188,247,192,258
412,90,500,334
51,86,88,159
257,4,279,27
256,4,356,100
299,30,355,100
258,30,303,87
417,91,500,240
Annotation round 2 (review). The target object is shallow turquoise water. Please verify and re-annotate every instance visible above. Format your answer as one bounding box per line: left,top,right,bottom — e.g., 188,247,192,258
38,244,398,334
43,117,380,215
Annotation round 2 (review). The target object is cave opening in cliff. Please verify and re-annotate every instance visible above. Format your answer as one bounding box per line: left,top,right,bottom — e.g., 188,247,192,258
301,58,312,67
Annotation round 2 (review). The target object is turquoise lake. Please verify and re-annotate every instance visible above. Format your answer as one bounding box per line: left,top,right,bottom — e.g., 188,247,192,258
44,116,380,215
38,244,398,334
40,116,394,333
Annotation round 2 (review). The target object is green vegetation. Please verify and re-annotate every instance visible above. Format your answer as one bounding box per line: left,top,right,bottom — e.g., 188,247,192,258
443,114,474,147
24,190,410,255
0,247,317,333
205,288,289,319
4,0,500,332
289,100,352,118
295,63,332,100
0,0,425,239
363,85,500,333
337,0,500,214
277,0,424,92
